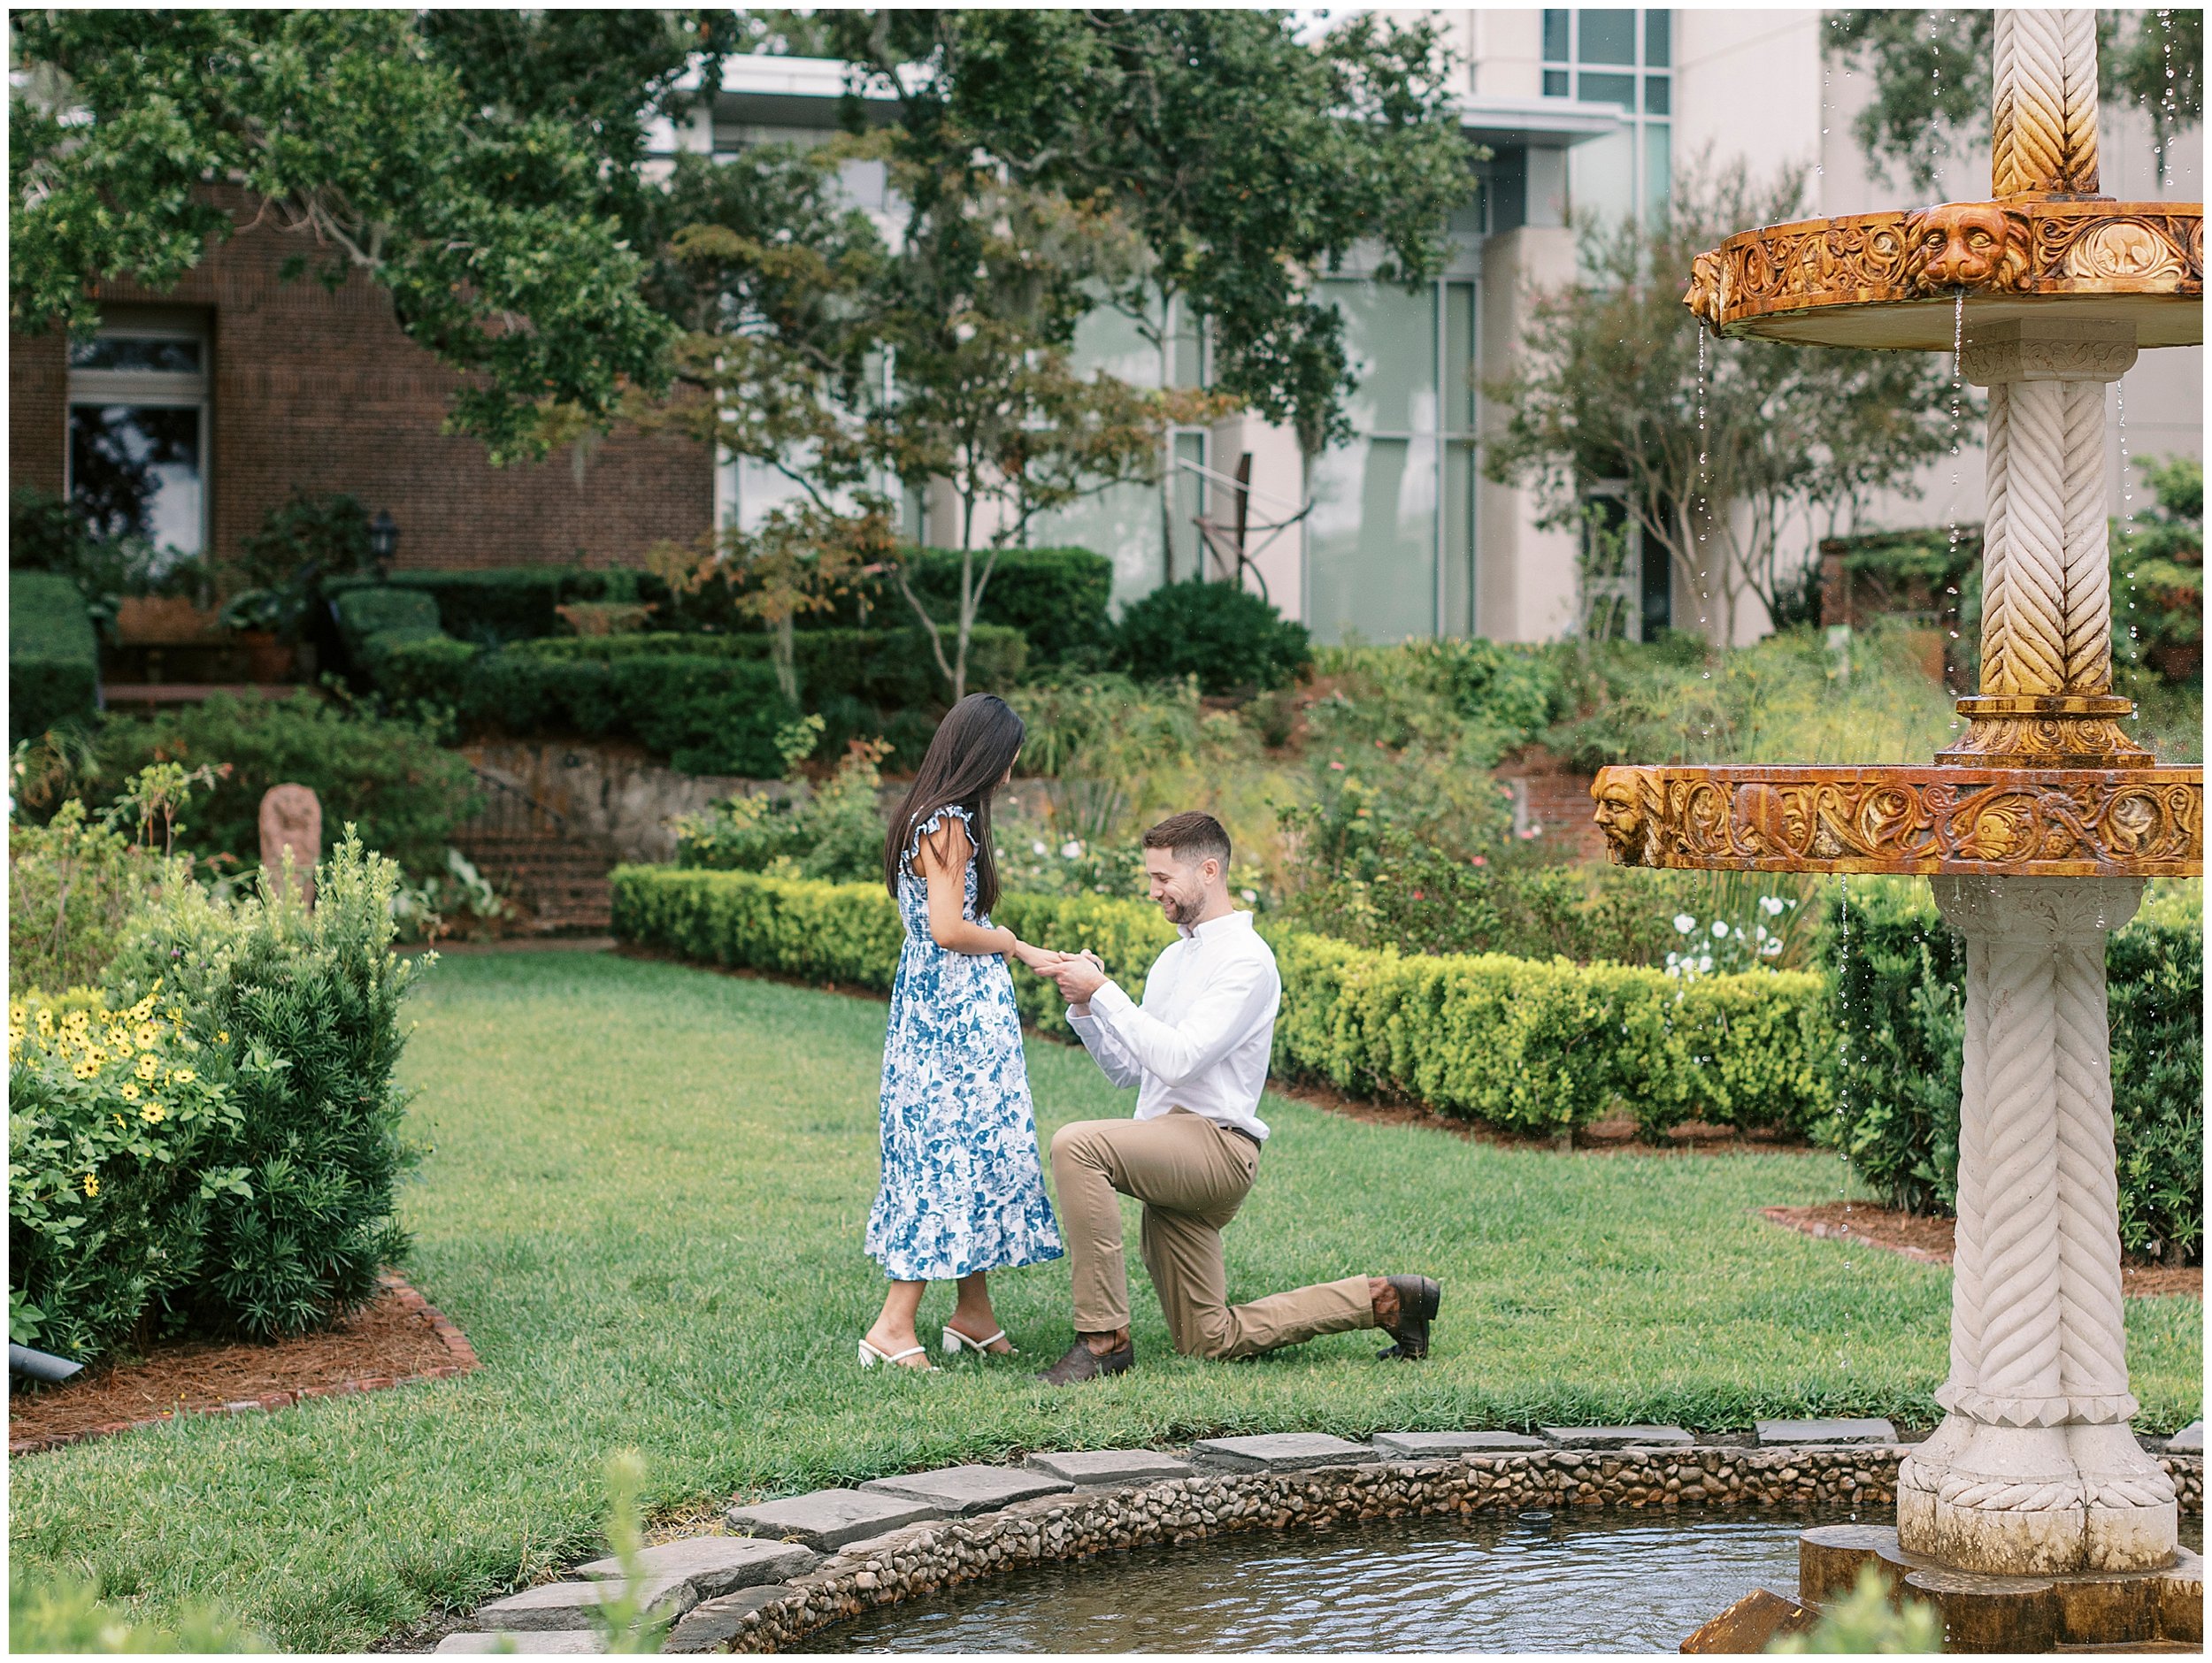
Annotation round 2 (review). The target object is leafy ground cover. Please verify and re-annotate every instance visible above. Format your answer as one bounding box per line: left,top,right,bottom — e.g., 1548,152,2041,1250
10,950,2200,1651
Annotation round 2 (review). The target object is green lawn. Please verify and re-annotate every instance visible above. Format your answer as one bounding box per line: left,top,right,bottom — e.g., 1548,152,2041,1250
11,951,2201,1651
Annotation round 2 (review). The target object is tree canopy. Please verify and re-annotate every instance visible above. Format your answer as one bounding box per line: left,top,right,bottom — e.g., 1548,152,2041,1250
10,11,729,464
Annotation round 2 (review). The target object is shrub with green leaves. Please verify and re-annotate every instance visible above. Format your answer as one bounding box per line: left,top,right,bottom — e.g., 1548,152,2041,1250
8,798,195,993
326,567,656,648
101,832,425,1340
10,569,101,744
673,730,891,883
10,1564,267,1653
87,694,480,877
1115,579,1312,693
9,985,245,1363
611,866,1830,1136
1824,877,2202,1261
879,546,1112,664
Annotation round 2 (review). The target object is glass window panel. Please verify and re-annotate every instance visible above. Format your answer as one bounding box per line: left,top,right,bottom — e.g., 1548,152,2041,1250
1578,71,1635,108
1323,280,1436,435
1645,74,1671,115
1171,308,1205,389
1542,9,1571,62
1444,282,1477,436
1542,68,1570,97
1646,9,1672,67
1571,125,1636,229
1028,478,1163,608
1645,121,1672,218
1065,293,1162,387
68,337,202,373
68,404,203,556
1578,9,1637,65
1443,442,1476,638
1171,431,1207,578
1306,435,1437,646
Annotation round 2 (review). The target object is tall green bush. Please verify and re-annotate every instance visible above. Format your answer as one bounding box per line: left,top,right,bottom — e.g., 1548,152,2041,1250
325,568,655,648
10,570,100,744
879,547,1112,664
102,832,425,1340
1114,579,1311,694
610,866,1829,1137
8,800,193,993
88,694,480,877
1824,878,2202,1261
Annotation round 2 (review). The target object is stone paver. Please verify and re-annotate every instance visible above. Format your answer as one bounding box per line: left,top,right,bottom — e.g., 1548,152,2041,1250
575,1535,818,1593
663,1587,794,1655
1189,1432,1380,1472
437,1631,610,1653
1540,1424,1694,1449
2168,1421,2204,1453
1026,1449,1197,1487
857,1464,1072,1516
1371,1430,1548,1458
472,1575,696,1633
727,1488,945,1551
1755,1418,1900,1447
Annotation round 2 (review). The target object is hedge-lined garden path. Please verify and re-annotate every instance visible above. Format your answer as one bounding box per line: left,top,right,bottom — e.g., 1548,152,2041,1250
9,950,2200,1652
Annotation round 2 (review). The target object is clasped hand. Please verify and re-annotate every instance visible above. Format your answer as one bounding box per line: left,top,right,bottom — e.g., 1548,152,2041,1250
1009,939,1108,1002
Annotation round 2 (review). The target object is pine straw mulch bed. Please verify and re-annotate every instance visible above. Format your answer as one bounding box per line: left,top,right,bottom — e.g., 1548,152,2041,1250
8,1275,478,1455
1761,1202,2202,1299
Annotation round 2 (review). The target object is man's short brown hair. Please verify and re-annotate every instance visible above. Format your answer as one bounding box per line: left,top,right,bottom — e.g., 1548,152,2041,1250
1142,811,1231,871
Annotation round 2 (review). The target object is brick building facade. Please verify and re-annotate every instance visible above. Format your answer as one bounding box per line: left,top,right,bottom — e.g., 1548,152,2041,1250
9,192,713,576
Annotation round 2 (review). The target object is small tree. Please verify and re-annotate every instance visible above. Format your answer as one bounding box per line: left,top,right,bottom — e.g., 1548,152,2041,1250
1483,161,1956,648
869,165,1218,699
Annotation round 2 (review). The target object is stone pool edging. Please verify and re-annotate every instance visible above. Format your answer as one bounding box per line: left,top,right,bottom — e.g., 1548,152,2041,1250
434,1437,2204,1653
9,1275,480,1457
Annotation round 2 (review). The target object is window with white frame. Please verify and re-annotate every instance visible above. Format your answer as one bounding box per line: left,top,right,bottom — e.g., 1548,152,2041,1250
1541,8,1671,225
65,310,210,571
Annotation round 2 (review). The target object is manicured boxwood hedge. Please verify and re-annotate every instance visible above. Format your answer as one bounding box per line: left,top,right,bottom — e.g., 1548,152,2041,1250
11,570,100,743
326,568,655,648
609,867,1832,1141
1825,878,2203,1261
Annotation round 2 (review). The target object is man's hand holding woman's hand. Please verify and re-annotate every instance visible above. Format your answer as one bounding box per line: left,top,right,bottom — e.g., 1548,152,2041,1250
1008,938,1069,974
1048,950,1108,1006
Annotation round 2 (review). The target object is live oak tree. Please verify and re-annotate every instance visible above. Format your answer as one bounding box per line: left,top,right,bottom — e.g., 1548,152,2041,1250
1825,10,2202,192
821,8,1475,565
9,11,724,465
1483,163,1957,648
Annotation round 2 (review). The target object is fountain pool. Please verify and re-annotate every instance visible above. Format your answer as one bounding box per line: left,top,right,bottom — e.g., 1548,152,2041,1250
808,1507,2200,1654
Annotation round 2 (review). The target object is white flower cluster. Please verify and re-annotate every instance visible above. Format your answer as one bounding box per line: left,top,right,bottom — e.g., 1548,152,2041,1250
1664,894,1796,978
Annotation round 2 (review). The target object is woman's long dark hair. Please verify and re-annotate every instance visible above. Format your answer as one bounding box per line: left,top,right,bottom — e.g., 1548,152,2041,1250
883,693,1025,915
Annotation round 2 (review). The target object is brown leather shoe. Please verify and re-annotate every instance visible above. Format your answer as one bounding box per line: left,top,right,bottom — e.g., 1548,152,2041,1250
1040,1337,1134,1385
1376,1275,1440,1360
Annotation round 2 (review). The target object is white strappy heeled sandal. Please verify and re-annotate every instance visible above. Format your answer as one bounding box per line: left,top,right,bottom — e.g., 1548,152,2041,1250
941,1325,1015,1357
858,1337,934,1371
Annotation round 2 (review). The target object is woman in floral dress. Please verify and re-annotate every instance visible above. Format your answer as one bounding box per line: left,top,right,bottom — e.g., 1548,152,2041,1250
861,694,1065,1369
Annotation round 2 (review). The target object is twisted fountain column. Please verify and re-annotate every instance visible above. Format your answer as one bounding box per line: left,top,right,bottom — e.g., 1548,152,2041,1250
1896,8,2178,1577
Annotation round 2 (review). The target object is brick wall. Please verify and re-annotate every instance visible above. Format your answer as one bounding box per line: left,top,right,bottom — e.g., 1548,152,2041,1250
8,191,713,572
1495,761,1608,862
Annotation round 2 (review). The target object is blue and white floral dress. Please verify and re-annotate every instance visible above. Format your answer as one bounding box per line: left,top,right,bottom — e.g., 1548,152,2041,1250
864,805,1064,1283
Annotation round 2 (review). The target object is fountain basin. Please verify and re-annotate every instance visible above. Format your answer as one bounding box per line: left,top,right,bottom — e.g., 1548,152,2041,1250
1592,763,2203,877
1684,199,2202,350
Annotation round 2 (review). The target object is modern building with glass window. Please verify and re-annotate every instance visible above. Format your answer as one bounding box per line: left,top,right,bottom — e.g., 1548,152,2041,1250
693,11,2199,648
14,11,2196,644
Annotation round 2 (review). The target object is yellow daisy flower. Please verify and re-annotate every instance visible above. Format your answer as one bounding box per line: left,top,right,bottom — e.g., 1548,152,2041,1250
81,1173,99,1198
136,1023,161,1048
170,1067,196,1084
216,1031,231,1046
135,1056,159,1081
120,1084,141,1101
141,1102,166,1124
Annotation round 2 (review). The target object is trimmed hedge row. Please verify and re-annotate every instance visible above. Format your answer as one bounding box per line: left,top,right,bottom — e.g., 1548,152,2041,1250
609,867,1831,1140
1825,878,2202,1261
510,625,1030,709
10,570,100,743
326,567,652,648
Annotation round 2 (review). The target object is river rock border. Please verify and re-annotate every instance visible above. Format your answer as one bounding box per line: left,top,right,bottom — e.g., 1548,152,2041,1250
435,1435,2204,1654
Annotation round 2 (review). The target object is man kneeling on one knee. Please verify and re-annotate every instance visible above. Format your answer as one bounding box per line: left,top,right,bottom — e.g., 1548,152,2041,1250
1037,811,1440,1385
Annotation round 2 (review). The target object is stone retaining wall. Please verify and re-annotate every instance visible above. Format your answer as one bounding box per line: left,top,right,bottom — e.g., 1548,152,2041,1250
728,1448,2205,1654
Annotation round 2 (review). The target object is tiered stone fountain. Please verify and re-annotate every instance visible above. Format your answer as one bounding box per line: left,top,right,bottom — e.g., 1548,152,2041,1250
1596,11,2202,1650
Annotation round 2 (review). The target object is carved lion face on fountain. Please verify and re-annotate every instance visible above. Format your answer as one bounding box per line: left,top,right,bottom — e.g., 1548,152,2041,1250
1904,201,2030,293
1682,250,1724,331
1591,770,1653,866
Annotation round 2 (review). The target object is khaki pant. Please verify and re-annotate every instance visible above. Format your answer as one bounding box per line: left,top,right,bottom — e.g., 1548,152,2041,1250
1048,1108,1375,1360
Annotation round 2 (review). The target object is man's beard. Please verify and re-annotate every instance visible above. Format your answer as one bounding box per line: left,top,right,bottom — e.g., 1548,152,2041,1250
1159,889,1203,927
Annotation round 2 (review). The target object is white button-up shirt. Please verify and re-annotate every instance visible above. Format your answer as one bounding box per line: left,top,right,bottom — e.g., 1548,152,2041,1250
1065,910,1279,1143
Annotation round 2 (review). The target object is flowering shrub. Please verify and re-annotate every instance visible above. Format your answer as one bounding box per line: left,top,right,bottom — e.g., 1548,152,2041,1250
672,728,890,884
8,986,253,1362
